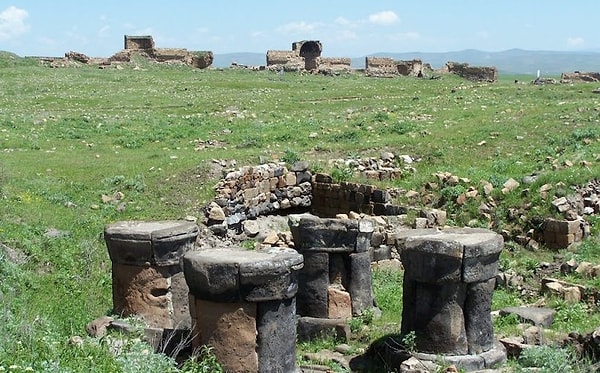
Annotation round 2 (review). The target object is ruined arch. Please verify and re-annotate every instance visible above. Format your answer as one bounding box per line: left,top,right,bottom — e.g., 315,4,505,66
294,41,322,71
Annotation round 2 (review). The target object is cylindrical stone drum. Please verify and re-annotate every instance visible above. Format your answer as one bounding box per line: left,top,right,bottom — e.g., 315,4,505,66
183,247,303,373
104,220,198,329
400,227,503,356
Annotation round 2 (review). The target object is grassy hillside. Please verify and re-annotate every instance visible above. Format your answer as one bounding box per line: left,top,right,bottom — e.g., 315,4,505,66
1,58,599,371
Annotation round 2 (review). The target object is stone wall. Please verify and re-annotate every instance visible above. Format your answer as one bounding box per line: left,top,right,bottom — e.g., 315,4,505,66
311,174,406,217
365,57,398,77
397,59,424,77
444,62,498,82
542,218,588,249
318,57,352,75
124,35,155,50
210,163,312,229
560,71,600,83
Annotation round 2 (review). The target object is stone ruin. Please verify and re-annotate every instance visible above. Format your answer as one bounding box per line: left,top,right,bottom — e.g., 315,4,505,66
42,35,213,69
443,61,498,82
109,35,213,69
560,71,600,83
365,57,427,78
98,156,520,371
124,35,155,50
266,40,352,74
397,228,507,370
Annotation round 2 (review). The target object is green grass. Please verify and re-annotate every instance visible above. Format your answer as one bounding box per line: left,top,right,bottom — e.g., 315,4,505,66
1,56,600,371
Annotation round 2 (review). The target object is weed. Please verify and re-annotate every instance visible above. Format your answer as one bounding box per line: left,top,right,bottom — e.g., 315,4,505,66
281,149,301,166
517,345,574,372
331,165,354,183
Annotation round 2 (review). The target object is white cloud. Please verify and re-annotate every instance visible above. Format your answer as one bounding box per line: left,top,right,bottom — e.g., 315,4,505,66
0,6,30,41
334,16,351,26
368,11,399,26
276,21,319,34
567,36,584,47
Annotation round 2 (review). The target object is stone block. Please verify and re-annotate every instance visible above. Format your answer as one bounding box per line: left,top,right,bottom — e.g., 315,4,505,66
297,252,329,318
257,298,297,373
465,278,495,354
193,299,258,373
105,220,198,266
183,247,303,303
349,252,374,315
402,236,463,283
296,316,350,342
112,263,183,329
327,287,352,319
402,281,468,355
289,215,359,252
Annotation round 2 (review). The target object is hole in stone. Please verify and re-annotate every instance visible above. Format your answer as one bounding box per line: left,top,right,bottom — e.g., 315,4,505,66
151,288,168,297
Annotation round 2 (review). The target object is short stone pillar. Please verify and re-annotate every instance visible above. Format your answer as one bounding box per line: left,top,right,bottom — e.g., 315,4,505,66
289,215,376,320
104,220,198,329
399,227,506,370
183,247,303,373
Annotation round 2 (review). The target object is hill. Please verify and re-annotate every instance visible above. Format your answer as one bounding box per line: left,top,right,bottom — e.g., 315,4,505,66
213,49,600,76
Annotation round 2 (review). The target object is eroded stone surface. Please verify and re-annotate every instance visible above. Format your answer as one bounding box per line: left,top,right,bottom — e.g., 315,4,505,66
400,227,504,357
193,299,258,373
183,247,303,302
105,220,198,266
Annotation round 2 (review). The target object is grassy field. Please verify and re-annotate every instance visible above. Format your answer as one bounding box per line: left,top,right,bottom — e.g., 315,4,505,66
1,55,600,371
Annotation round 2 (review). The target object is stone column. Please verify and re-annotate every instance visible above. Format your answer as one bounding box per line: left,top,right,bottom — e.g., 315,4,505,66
399,227,506,370
183,247,303,373
289,215,375,319
104,220,198,330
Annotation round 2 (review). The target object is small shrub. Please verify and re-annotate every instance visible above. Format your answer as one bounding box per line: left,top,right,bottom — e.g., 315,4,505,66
180,345,224,373
518,345,574,371
331,165,354,183
281,149,300,165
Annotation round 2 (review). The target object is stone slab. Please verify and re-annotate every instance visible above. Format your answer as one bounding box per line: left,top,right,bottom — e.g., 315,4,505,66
183,247,303,302
289,215,359,252
105,220,198,266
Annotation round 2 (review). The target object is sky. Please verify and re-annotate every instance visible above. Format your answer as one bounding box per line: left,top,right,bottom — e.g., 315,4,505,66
1,1,597,58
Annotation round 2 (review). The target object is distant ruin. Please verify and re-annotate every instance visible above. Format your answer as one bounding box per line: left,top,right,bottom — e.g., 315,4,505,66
110,35,213,69
560,71,600,83
124,35,155,50
266,40,351,75
444,62,498,82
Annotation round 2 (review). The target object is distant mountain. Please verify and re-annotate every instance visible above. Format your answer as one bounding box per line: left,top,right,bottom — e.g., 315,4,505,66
214,49,600,76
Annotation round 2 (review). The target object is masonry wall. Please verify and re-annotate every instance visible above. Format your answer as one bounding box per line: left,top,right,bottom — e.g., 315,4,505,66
124,35,155,50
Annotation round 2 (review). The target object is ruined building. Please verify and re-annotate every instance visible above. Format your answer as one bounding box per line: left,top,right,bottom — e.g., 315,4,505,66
443,62,498,82
110,35,213,69
124,35,155,50
266,40,351,74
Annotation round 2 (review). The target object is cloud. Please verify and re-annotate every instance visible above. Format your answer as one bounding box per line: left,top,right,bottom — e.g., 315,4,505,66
368,11,399,26
276,21,319,34
0,6,30,41
567,37,584,47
